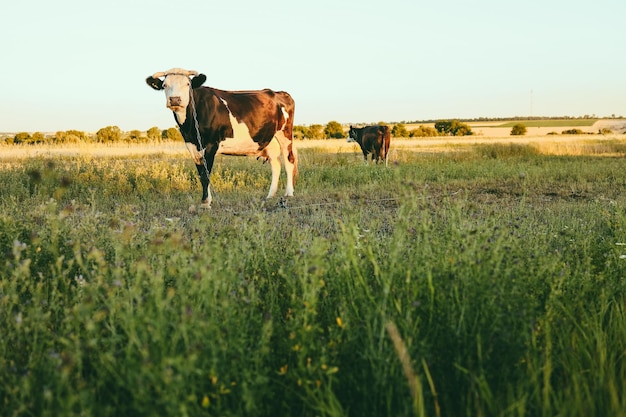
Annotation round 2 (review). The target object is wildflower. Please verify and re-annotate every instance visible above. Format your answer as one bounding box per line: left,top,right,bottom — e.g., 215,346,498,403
75,275,86,287
336,317,343,328
201,395,210,408
279,365,288,375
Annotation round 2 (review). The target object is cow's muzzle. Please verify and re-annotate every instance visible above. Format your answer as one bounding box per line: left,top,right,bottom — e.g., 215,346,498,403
169,96,182,107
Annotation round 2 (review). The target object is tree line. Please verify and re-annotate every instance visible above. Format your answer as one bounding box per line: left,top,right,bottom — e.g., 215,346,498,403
2,126,186,145
10,118,570,144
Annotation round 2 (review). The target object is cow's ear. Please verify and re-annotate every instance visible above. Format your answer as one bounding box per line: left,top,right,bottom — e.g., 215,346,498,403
146,76,163,90
191,74,207,89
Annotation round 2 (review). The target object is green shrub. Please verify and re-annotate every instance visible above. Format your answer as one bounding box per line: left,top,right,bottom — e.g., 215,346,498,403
510,123,527,136
409,125,439,137
562,128,584,135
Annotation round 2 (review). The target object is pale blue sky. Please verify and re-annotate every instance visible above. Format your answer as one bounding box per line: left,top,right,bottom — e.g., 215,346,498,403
2,0,624,132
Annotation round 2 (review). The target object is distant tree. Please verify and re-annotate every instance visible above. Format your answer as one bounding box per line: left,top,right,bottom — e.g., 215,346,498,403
129,130,143,141
30,132,46,144
409,125,439,137
12,132,31,144
165,127,183,141
147,126,162,141
96,126,122,143
293,125,310,140
324,121,344,139
510,123,527,136
434,120,473,136
55,130,89,143
308,124,325,139
391,123,408,137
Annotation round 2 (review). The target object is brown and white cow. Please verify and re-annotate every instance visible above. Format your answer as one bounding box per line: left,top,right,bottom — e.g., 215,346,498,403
347,125,391,166
146,68,297,208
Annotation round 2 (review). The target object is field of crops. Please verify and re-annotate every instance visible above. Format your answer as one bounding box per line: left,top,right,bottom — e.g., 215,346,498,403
1,136,625,416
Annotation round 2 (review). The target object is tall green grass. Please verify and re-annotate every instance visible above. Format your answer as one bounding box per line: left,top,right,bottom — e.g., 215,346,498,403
1,144,625,416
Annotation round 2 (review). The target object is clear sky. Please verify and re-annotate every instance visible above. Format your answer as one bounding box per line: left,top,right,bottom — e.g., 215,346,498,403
2,0,625,133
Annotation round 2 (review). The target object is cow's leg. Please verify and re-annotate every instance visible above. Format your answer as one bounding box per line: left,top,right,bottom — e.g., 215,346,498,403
283,145,297,197
278,134,297,197
263,138,282,199
195,163,212,208
186,142,216,209
264,131,298,198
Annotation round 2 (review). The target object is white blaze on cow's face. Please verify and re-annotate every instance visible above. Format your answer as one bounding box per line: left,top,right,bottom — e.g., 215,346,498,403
162,73,191,113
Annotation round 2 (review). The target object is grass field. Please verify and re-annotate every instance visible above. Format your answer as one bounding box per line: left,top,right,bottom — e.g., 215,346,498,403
403,118,626,138
1,136,625,416
494,119,599,128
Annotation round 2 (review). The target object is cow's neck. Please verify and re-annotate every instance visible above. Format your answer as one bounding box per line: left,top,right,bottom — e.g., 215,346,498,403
173,109,188,126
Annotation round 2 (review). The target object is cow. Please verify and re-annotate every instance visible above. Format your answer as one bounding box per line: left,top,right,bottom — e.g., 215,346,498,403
347,125,391,166
146,68,297,209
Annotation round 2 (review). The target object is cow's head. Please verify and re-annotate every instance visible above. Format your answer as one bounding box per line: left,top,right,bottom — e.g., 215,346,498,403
146,68,207,113
347,125,358,143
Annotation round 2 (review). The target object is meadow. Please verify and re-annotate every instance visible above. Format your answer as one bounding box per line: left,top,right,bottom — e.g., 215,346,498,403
1,135,625,417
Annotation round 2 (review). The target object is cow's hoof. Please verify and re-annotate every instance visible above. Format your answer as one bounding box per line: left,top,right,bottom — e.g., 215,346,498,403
199,201,211,210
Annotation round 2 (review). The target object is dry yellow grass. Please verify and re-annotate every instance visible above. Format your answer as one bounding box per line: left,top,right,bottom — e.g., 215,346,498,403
2,132,626,161
0,141,188,160
299,133,626,156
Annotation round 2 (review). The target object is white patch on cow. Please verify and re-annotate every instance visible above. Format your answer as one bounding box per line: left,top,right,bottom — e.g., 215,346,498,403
216,98,262,156
279,106,289,131
185,142,205,165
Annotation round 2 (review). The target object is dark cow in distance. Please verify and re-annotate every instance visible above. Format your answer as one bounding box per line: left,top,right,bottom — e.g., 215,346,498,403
347,125,391,166
146,68,297,209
